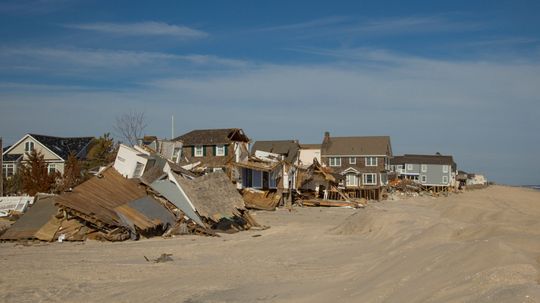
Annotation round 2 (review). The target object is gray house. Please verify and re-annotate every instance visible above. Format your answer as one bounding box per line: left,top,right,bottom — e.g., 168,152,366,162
390,154,457,188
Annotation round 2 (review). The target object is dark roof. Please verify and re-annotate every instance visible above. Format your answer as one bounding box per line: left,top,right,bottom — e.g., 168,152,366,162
251,140,300,163
29,134,94,160
173,128,249,146
321,135,392,156
2,145,11,153
2,153,22,162
391,154,456,170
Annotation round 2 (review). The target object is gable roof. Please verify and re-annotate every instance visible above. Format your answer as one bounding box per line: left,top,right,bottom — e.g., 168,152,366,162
300,144,321,149
321,135,392,156
173,128,249,146
3,134,94,161
391,154,456,170
251,140,300,163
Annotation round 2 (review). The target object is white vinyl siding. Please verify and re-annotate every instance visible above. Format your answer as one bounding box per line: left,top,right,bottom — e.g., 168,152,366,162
194,146,204,157
363,173,377,185
329,157,341,167
365,157,377,166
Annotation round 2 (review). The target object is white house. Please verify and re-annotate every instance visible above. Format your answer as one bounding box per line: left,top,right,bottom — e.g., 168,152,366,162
113,144,152,178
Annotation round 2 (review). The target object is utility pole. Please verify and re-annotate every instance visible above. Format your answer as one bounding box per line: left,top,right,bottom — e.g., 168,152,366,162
171,115,174,139
0,137,3,197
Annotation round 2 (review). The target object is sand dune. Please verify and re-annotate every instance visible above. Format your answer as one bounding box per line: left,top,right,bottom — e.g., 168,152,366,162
1,185,540,302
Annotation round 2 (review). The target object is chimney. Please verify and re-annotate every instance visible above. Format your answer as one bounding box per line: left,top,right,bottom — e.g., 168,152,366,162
323,131,330,144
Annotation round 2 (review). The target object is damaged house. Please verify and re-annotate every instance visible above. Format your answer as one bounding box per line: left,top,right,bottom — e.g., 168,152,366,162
320,132,392,200
172,128,250,175
233,140,300,210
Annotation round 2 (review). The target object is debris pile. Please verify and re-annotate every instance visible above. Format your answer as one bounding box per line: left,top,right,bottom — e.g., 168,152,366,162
0,145,261,243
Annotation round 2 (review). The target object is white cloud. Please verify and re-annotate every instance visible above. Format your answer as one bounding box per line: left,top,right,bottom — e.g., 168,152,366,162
0,47,249,71
66,21,208,39
1,50,539,184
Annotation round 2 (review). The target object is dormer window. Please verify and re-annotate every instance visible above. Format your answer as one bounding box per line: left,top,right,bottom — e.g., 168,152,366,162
25,141,34,152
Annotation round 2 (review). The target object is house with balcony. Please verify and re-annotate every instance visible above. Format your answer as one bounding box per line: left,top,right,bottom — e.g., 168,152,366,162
390,154,457,190
2,133,94,178
320,132,392,200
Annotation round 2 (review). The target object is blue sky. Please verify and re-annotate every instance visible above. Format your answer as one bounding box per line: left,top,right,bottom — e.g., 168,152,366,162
1,0,539,185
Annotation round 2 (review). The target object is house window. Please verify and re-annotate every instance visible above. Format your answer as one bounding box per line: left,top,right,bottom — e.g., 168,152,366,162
442,176,449,184
363,173,377,185
215,145,225,156
3,164,14,177
252,170,262,188
133,162,144,178
213,168,223,172
25,141,34,152
407,164,413,170
329,157,341,167
48,164,56,175
421,175,427,183
345,174,358,187
365,157,378,166
194,146,204,157
349,157,356,164
421,164,427,173
442,165,449,173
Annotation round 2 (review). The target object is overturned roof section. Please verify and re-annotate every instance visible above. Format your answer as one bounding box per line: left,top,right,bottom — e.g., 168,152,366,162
0,196,57,241
321,133,392,156
173,128,249,146
391,154,457,170
251,140,300,163
55,168,148,228
172,171,245,222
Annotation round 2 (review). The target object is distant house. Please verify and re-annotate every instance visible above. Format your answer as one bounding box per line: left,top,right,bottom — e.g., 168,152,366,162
320,132,392,199
298,144,321,168
2,134,94,178
390,154,457,188
173,128,250,173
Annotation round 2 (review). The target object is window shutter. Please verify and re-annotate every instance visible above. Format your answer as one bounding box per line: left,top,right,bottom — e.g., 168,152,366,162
203,145,207,156
224,145,228,156
213,145,216,156
191,146,195,157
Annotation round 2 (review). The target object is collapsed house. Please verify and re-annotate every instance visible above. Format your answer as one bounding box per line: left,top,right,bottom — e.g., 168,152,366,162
296,159,364,208
0,142,261,242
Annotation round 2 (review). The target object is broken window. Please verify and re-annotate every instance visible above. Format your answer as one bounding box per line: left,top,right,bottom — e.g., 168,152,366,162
133,162,144,178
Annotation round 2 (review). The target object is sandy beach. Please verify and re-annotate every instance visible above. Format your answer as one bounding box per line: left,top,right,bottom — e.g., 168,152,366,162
1,185,540,303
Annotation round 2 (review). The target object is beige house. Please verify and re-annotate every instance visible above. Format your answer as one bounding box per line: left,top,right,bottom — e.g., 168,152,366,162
2,134,94,178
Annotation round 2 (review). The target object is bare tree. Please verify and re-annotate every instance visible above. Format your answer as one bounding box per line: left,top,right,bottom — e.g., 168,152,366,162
113,110,147,146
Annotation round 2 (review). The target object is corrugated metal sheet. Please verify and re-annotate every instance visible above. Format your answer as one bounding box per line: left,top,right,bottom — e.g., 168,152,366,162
55,168,147,228
0,196,57,240
150,179,205,226
114,196,176,231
